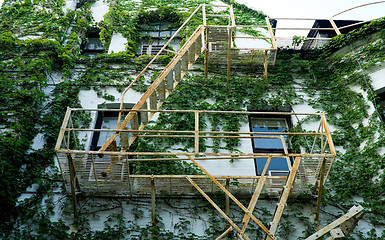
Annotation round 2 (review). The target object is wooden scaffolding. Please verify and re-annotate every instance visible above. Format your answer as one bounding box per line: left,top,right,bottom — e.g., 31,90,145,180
54,3,366,239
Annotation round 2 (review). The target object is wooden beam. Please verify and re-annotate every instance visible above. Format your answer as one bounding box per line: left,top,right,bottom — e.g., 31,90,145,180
216,226,233,240
305,205,364,240
265,157,302,240
227,26,232,85
186,176,251,240
194,111,199,155
55,107,72,151
67,153,79,223
204,27,209,79
151,176,156,227
240,156,272,235
315,157,327,229
329,18,341,35
187,156,276,239
265,17,277,50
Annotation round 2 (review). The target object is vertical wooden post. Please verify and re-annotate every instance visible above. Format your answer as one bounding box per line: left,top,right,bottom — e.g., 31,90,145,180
194,111,199,155
264,50,268,82
182,53,189,73
166,69,174,92
130,112,139,136
67,153,79,224
315,157,327,230
175,61,182,82
204,27,209,79
150,91,157,110
225,178,230,228
151,176,156,227
158,80,166,102
265,156,302,240
266,17,277,50
227,26,232,85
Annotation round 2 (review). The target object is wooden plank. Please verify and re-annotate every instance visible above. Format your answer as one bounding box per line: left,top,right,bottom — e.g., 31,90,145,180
186,156,275,239
204,27,209,78
240,156,272,235
265,157,302,240
151,177,156,227
194,111,199,154
150,91,157,110
215,226,233,240
158,80,166,102
202,4,206,25
227,27,232,84
174,61,181,82
305,205,364,240
265,17,277,50
230,5,236,27
182,52,189,73
321,113,336,156
140,102,148,124
166,69,174,91
67,153,79,223
55,107,72,151
329,18,342,35
186,176,251,240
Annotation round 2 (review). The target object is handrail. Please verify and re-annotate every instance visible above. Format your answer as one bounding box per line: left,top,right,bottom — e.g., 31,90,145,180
331,0,385,18
268,1,385,48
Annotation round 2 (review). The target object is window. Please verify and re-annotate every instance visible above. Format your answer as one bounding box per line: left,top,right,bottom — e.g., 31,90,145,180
141,45,167,55
250,116,292,176
90,103,138,151
376,90,385,122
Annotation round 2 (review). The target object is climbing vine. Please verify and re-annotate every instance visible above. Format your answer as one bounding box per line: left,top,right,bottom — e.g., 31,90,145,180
2,0,385,238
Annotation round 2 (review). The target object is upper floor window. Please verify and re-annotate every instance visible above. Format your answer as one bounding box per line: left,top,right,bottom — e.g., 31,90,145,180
250,115,292,176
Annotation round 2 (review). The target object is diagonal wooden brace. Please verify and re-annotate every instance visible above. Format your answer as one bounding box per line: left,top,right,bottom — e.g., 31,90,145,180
187,155,276,240
186,176,250,240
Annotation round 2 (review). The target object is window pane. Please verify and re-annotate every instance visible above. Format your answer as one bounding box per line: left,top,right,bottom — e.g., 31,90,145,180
255,158,289,175
251,117,288,149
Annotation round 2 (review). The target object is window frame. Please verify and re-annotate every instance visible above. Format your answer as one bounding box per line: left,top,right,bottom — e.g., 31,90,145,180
248,113,293,176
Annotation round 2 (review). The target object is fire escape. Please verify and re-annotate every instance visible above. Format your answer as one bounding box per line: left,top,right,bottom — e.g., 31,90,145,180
55,4,364,239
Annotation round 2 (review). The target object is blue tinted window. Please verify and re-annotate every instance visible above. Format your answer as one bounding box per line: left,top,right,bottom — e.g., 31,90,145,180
256,157,289,175
251,118,288,149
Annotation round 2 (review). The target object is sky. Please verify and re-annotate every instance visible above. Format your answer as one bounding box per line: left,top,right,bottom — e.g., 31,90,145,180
238,0,385,39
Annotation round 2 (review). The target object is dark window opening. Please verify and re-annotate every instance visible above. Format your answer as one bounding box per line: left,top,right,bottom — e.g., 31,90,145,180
138,21,180,55
141,45,167,55
80,27,105,56
249,114,293,176
376,90,385,122
90,103,139,151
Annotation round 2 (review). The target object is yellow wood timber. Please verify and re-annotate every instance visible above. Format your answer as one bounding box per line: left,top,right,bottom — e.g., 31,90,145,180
265,156,302,240
186,176,251,240
239,156,272,236
194,111,199,154
329,18,342,35
215,226,233,240
55,107,72,151
305,205,364,240
187,155,276,239
265,17,277,50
